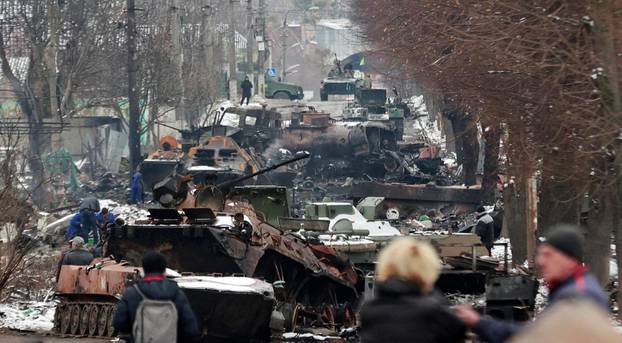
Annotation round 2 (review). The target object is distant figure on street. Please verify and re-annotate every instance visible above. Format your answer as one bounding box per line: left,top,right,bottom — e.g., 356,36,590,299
474,206,495,255
360,237,466,343
113,251,200,343
455,225,609,343
79,197,100,244
240,76,253,106
130,169,145,204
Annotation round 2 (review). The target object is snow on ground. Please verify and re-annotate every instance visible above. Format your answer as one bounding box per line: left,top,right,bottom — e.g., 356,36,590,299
282,332,341,341
0,301,56,332
99,199,149,224
491,237,512,261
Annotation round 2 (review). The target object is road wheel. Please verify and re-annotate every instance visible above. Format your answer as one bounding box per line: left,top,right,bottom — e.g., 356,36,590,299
273,91,291,100
107,305,116,336
69,304,81,335
79,304,90,335
321,304,336,330
97,305,109,336
88,304,99,336
60,305,72,334
335,303,356,327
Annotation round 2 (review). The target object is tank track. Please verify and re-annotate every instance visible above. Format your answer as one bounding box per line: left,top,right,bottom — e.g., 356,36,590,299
53,300,117,338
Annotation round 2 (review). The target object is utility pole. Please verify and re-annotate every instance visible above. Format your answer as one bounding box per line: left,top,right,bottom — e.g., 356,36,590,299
256,0,265,97
126,0,141,174
202,0,215,96
280,14,288,81
228,0,238,101
171,0,186,126
246,0,254,95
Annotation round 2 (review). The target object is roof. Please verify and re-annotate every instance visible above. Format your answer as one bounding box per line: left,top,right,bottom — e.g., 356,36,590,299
317,18,353,31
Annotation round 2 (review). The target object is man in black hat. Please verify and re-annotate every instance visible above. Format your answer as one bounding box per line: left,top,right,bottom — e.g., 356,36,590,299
454,224,609,343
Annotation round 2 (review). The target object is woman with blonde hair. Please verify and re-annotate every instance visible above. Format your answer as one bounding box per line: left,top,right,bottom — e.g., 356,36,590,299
360,237,466,343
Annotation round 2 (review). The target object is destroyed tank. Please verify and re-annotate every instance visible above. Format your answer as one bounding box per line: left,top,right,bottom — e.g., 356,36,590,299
54,259,277,341
141,135,186,190
105,153,360,339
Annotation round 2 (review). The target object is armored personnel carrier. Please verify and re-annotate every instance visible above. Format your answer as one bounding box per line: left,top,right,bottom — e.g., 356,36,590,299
54,153,360,341
54,259,277,341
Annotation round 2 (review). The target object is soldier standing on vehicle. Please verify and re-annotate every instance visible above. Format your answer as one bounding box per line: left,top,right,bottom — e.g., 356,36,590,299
240,76,253,106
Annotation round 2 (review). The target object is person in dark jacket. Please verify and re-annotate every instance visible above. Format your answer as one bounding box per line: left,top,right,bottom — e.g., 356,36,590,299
79,197,100,244
240,76,253,106
455,225,609,343
360,237,466,343
113,251,200,343
61,236,94,266
474,206,495,255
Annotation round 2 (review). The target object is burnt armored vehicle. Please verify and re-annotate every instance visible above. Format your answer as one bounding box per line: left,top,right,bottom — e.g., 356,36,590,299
55,260,277,341
105,154,358,340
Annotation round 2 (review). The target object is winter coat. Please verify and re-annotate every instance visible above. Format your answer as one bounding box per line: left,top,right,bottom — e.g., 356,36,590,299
241,80,253,95
95,212,116,227
79,197,100,212
475,213,495,250
360,278,466,343
112,275,200,343
474,267,609,343
66,212,82,239
62,248,94,266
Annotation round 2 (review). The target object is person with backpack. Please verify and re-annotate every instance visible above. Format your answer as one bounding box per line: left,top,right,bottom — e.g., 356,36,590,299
112,252,200,343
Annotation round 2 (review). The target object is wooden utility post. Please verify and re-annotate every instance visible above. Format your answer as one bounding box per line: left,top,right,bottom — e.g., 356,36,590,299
228,0,238,100
126,0,141,174
171,0,186,125
246,0,254,94
257,0,266,97
280,14,288,81
525,174,538,269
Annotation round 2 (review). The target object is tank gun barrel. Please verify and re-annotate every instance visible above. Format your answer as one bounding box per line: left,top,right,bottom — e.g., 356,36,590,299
217,152,310,189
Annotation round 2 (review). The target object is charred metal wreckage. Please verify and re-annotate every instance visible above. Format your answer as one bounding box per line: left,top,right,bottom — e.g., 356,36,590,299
53,90,536,342
54,155,360,342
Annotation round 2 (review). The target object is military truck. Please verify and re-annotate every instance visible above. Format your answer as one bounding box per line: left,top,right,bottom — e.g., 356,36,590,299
238,73,304,100
265,76,304,100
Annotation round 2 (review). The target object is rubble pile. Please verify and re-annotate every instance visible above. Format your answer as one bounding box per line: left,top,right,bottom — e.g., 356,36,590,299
76,171,129,203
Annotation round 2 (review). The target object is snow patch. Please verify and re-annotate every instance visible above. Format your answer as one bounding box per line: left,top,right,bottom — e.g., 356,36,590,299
0,301,56,332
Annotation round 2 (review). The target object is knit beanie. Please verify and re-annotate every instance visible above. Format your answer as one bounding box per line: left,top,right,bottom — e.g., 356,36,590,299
541,225,584,262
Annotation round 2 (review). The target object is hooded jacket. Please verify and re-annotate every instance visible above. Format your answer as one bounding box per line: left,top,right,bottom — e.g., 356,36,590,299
360,278,466,343
112,275,200,343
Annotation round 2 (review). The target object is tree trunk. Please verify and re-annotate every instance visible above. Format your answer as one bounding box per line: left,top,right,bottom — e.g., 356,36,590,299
481,123,500,205
504,178,527,266
447,110,478,185
585,193,613,285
